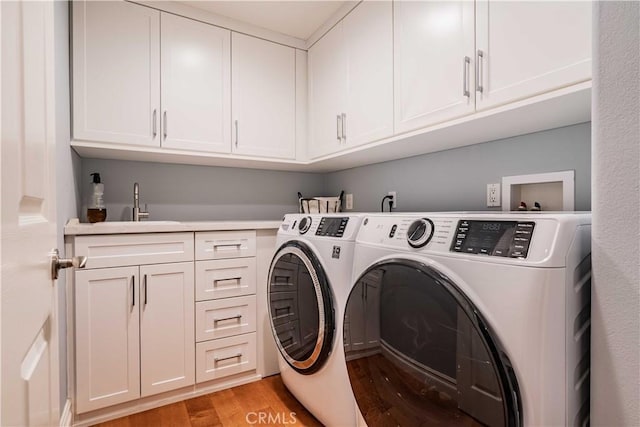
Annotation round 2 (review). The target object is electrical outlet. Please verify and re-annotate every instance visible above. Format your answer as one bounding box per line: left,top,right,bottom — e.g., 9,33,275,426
487,183,501,207
388,191,397,208
345,193,353,210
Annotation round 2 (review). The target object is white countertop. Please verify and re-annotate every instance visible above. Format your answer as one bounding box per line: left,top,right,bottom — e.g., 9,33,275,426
64,218,282,236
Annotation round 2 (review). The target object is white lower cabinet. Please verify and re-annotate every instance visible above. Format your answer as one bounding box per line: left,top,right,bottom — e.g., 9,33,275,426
196,332,257,383
75,262,194,413
75,267,140,413
139,263,195,397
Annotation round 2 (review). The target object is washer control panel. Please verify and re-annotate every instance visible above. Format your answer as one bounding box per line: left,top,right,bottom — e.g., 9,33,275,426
451,220,535,258
316,217,349,238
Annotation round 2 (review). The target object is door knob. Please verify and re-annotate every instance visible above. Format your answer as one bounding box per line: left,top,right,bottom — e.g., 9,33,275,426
50,248,87,280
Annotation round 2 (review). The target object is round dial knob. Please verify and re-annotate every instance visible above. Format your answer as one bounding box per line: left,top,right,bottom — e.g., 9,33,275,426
298,216,312,234
407,218,435,248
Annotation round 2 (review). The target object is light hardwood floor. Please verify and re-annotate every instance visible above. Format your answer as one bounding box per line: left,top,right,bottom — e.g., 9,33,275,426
93,375,322,427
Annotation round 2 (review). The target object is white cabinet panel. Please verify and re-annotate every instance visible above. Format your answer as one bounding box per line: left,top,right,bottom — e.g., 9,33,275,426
196,295,257,342
75,267,140,413
139,262,195,397
476,0,592,110
196,230,257,260
195,258,257,301
394,1,475,133
196,333,257,383
232,33,296,159
161,13,231,153
343,0,393,146
308,1,393,158
308,21,347,159
72,1,160,146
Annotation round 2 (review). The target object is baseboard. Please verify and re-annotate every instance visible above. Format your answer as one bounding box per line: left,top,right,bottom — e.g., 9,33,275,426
60,399,73,427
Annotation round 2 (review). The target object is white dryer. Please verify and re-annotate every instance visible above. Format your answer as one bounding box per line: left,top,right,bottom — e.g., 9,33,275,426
343,212,591,427
267,214,362,426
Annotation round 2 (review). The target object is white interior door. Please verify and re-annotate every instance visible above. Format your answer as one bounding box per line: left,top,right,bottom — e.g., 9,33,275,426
231,33,296,159
161,13,231,153
1,1,60,425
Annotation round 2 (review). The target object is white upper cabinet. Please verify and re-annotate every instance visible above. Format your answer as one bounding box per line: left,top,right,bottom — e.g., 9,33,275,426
475,0,592,110
308,20,347,159
308,1,393,159
343,1,394,147
161,13,231,153
394,1,476,133
72,1,160,146
231,33,296,159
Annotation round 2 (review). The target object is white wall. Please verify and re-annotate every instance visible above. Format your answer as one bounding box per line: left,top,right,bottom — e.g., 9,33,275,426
54,0,82,414
591,2,640,426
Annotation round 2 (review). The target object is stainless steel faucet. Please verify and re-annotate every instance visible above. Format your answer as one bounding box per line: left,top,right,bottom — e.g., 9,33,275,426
133,182,149,221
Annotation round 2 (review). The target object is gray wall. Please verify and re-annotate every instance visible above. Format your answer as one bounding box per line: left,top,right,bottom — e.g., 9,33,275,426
80,159,325,222
591,2,639,426
54,0,82,415
324,123,591,212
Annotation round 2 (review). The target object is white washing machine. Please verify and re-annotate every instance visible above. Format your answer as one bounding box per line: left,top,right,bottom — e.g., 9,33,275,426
343,212,591,427
267,214,362,426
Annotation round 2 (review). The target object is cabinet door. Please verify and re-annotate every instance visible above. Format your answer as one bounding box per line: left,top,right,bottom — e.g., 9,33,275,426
139,262,195,397
161,13,231,153
343,1,394,147
308,22,347,159
72,1,160,146
394,1,475,133
75,267,140,413
232,33,296,159
476,0,592,110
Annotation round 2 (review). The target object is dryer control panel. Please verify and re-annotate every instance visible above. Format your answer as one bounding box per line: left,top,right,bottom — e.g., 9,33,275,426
451,220,535,258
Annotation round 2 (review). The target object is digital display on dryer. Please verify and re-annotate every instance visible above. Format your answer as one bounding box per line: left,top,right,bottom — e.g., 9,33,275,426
316,217,349,237
451,220,535,258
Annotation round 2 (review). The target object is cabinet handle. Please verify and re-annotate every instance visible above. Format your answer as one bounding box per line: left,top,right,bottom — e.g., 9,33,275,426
213,242,243,249
152,109,157,138
213,314,242,323
144,274,148,305
163,111,168,140
336,115,342,142
463,56,471,97
235,120,239,147
476,50,484,93
214,277,242,286
341,113,346,142
214,353,242,363
132,275,135,307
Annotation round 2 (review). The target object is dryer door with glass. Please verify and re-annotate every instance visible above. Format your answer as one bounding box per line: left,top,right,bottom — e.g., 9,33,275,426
343,258,522,427
268,241,335,374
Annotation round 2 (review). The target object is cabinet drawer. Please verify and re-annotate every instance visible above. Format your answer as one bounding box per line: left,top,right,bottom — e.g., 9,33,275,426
196,230,256,260
196,295,256,342
270,291,298,326
75,233,194,269
274,322,300,355
195,258,256,301
196,333,257,383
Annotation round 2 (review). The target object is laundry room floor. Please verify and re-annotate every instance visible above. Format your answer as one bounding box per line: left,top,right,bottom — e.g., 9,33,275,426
93,375,321,427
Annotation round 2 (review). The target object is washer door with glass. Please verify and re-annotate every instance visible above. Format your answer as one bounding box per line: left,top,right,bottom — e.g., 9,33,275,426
268,241,335,375
343,259,522,427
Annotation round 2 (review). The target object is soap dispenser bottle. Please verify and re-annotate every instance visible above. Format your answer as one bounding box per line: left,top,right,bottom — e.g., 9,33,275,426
87,173,107,223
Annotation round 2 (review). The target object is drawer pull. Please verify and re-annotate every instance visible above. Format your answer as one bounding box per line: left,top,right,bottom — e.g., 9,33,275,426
213,314,242,323
282,336,294,346
213,241,243,249
214,277,242,286
214,353,242,363
273,275,290,283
